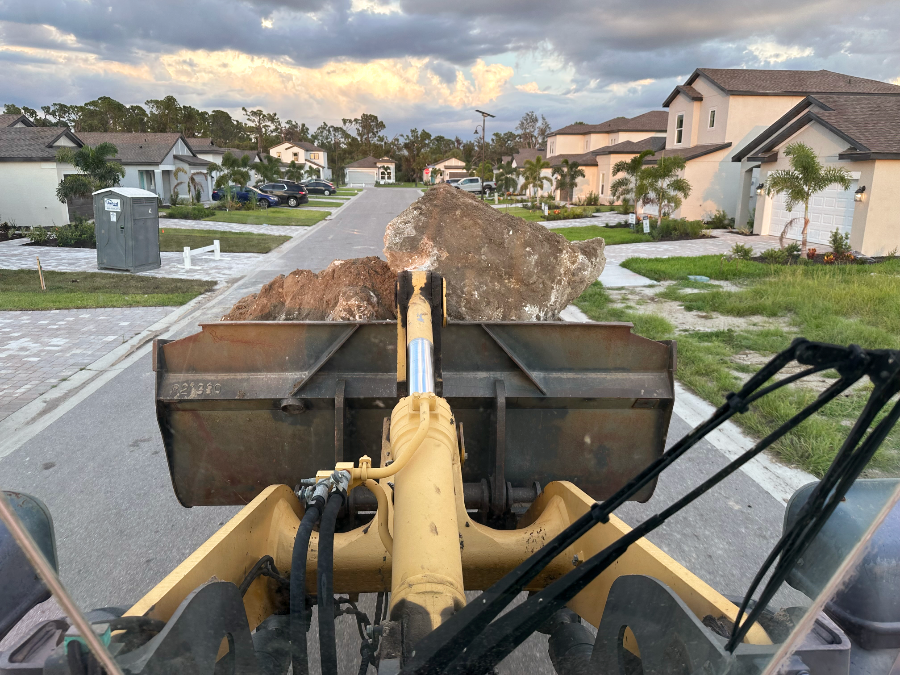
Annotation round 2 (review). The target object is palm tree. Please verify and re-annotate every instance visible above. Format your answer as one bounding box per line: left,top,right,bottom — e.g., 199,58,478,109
255,154,283,184
284,160,305,182
521,155,552,197
221,151,252,188
475,160,494,183
189,172,208,203
638,155,691,222
610,149,655,213
55,142,125,204
304,165,321,180
763,142,852,255
495,160,518,194
551,159,585,203
171,166,187,205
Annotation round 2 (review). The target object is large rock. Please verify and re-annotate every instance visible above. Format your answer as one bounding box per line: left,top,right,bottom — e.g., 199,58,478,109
223,256,396,321
383,184,606,320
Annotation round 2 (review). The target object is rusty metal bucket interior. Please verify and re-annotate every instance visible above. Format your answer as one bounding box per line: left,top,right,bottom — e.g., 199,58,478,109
153,321,676,509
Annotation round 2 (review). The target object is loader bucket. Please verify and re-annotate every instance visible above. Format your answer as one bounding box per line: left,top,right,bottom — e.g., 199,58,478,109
154,321,676,508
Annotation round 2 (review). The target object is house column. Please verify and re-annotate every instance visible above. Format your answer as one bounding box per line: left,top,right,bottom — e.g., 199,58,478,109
154,169,164,201
207,172,214,202
734,163,756,230
753,168,772,236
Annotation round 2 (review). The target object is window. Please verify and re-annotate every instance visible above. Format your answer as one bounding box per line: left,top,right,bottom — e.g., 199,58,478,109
310,153,319,160
675,113,684,144
584,138,590,151
276,152,281,158
708,109,716,129
293,152,299,161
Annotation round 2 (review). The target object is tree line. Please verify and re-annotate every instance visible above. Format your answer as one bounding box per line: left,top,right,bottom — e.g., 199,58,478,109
3,97,553,184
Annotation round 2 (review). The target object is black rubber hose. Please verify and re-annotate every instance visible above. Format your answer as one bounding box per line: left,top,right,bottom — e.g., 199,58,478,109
291,496,324,675
318,491,345,675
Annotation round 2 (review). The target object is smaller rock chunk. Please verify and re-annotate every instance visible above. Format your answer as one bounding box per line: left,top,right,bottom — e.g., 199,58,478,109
222,256,396,321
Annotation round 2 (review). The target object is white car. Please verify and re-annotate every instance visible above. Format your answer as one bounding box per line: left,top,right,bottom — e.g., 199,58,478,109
454,177,495,194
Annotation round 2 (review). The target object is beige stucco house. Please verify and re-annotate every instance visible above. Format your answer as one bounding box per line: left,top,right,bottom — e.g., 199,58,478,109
545,112,667,201
268,141,330,179
658,68,900,223
733,94,900,255
425,156,467,183
346,156,397,185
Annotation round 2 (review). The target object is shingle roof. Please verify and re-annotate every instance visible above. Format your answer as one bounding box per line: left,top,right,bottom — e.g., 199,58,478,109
549,111,668,137
500,148,547,166
219,148,261,162
77,132,184,164
593,136,667,156
346,156,380,169
0,114,35,128
0,127,82,161
187,137,224,154
665,68,900,106
295,141,325,153
642,142,732,164
173,154,212,167
548,152,598,167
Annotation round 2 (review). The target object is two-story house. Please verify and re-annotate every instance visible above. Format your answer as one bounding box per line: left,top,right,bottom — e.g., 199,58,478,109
732,94,900,255
545,112,667,201
658,68,900,224
268,141,330,180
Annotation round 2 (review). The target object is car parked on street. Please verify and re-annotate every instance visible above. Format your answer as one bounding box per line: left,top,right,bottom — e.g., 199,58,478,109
445,178,462,186
302,179,337,196
454,177,495,195
212,186,280,208
258,182,309,207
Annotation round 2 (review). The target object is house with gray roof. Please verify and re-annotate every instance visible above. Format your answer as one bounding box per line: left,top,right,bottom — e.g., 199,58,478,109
659,68,900,226
0,113,35,128
0,126,85,226
731,94,900,255
345,156,396,185
77,131,213,203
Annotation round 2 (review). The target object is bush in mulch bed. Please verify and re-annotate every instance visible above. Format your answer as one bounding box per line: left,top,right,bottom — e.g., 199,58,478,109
0,221,27,242
750,250,891,266
24,217,96,249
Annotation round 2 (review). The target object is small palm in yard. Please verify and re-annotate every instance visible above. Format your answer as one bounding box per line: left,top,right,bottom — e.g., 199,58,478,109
638,155,691,220
495,160,518,194
763,142,852,256
521,155,552,197
610,149,654,213
551,159,585,203
55,142,125,203
255,154,283,184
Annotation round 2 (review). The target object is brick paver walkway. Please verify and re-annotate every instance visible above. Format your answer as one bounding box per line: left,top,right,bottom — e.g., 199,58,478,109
0,307,175,421
0,239,263,282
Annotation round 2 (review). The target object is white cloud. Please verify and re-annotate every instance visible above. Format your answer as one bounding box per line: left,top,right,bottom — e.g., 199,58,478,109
350,0,402,14
747,41,814,64
515,81,542,93
605,78,655,95
260,18,274,29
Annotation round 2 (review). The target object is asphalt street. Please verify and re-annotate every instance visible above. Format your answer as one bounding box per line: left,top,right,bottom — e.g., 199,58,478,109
1,187,808,674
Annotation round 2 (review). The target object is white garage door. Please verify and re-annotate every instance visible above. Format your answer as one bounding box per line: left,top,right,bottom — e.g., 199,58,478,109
770,181,857,245
346,170,375,186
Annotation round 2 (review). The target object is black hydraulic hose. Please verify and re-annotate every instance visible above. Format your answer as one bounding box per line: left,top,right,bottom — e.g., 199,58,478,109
291,496,325,675
319,491,346,675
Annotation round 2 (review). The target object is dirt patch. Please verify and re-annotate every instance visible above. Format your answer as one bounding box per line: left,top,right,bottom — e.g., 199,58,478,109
608,282,791,334
383,184,605,321
223,256,396,321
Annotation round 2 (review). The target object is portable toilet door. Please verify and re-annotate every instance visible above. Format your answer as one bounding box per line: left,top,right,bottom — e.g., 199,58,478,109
93,191,128,270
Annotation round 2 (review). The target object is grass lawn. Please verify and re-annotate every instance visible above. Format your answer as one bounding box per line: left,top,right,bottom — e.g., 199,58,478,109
575,257,900,477
554,225,652,245
301,200,346,208
200,209,328,227
0,269,216,310
159,228,290,254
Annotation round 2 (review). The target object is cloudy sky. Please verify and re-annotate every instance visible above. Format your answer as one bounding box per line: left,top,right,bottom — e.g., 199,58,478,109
2,0,899,136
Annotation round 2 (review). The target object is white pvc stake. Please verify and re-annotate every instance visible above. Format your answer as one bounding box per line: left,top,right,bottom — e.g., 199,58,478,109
214,240,220,260
183,246,191,269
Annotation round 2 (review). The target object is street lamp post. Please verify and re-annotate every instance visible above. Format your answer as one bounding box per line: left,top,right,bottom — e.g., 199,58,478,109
474,109,495,201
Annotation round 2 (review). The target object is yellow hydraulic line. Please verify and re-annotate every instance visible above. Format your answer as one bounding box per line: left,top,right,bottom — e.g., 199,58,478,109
364,479,393,556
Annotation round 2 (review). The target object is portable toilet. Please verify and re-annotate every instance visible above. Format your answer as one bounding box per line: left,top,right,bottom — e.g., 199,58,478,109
92,187,161,272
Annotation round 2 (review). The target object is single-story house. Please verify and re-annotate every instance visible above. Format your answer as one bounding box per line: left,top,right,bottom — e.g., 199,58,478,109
733,94,900,255
345,156,397,185
425,156,467,183
77,132,214,204
268,141,330,179
0,126,84,226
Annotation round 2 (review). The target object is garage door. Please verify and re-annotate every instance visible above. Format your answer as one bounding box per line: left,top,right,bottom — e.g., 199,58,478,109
346,170,375,186
769,181,857,245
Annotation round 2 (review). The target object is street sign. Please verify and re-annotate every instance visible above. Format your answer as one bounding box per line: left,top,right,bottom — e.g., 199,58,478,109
424,168,431,176
628,213,636,225
642,215,650,233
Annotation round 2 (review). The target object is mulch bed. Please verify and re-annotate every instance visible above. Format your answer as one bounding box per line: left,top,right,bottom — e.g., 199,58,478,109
749,253,888,266
0,232,26,243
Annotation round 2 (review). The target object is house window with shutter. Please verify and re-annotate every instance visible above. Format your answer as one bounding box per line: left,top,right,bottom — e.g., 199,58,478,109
293,152,299,161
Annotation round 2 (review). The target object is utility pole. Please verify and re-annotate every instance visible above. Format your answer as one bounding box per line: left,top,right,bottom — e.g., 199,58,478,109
475,109,495,201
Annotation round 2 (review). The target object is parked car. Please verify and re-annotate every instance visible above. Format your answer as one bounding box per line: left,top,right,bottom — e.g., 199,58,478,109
258,182,309,207
302,179,337,196
454,177,495,195
212,186,280,208
445,178,462,186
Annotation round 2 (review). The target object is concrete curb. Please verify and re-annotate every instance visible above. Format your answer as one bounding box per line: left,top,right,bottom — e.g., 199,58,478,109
559,303,815,504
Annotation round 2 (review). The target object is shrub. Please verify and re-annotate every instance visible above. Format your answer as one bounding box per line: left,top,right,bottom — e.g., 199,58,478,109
28,226,51,245
731,243,753,260
761,248,788,264
829,229,851,256
575,191,600,206
807,247,817,260
705,209,735,229
55,217,96,247
783,242,802,260
652,218,704,240
166,204,212,220
615,197,633,215
545,207,590,221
